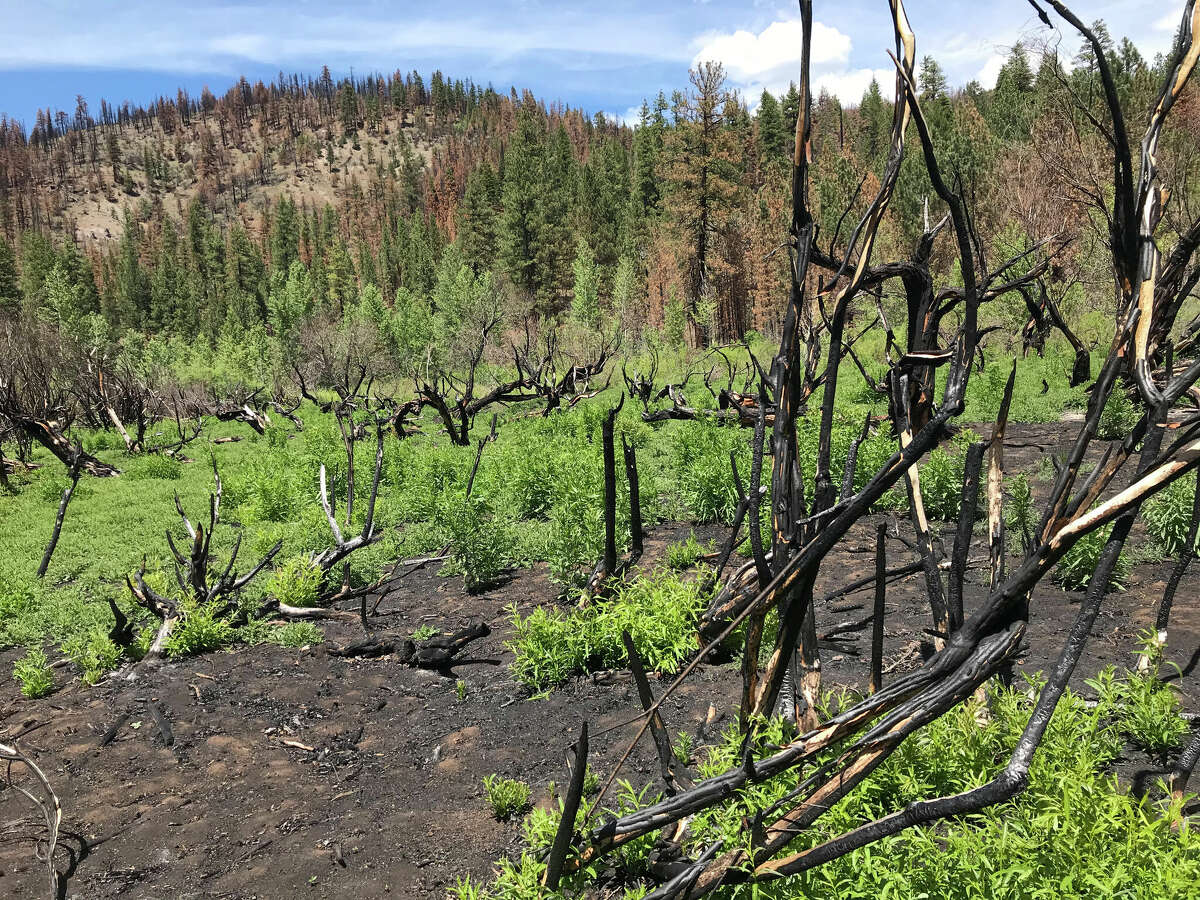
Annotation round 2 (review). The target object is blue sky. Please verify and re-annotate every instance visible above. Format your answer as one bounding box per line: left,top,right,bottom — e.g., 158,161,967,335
0,1,1184,128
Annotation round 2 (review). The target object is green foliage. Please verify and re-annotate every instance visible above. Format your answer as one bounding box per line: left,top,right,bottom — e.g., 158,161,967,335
482,775,532,821
672,731,694,767
664,532,711,570
267,555,325,608
466,675,1200,899
13,647,54,698
61,628,124,684
129,454,183,480
1087,664,1189,754
439,496,508,591
1052,525,1131,593
916,449,965,521
266,621,324,648
1143,473,1199,556
670,420,748,524
164,602,234,658
1005,473,1036,546
412,624,439,641
1098,387,1141,440
508,568,711,689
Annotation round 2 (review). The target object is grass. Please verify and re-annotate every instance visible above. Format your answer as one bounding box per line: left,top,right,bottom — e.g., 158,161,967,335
458,672,1199,900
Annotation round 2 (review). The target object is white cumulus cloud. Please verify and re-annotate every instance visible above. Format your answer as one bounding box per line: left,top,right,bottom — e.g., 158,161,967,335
976,53,1005,89
692,19,862,101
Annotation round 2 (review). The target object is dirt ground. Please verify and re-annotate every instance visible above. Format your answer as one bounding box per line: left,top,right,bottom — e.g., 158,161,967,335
2,423,1198,899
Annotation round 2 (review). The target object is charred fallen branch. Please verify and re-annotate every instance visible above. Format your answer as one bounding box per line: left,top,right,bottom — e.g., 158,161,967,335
329,621,491,670
212,388,272,434
0,740,61,898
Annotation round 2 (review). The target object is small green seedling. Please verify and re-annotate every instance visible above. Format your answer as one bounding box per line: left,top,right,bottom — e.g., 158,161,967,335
13,648,54,699
482,774,531,821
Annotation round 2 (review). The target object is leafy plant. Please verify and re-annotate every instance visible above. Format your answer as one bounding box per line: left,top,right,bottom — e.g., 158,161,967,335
267,555,325,608
508,567,711,689
482,774,532,821
13,647,54,698
1006,473,1036,551
1052,525,1130,593
917,449,966,521
163,602,234,658
61,627,123,684
1144,473,1199,556
412,624,439,641
440,496,508,591
672,731,694,767
664,532,710,570
129,454,183,480
1098,387,1140,440
267,621,323,647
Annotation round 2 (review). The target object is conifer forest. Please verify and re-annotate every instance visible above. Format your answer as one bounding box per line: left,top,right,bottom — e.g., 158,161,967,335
4,0,1200,896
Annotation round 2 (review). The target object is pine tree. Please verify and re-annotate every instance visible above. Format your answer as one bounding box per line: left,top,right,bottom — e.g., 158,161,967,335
499,107,545,298
632,94,668,222
756,90,788,164
457,161,500,272
0,236,19,312
571,239,601,330
988,43,1035,141
659,62,744,345
270,195,300,274
856,79,889,170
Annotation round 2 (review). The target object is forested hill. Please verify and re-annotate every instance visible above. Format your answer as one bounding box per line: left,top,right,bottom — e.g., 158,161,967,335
0,24,1194,348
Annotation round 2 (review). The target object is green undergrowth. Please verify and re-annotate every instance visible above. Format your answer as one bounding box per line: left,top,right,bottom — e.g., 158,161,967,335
456,671,1199,900
508,567,714,689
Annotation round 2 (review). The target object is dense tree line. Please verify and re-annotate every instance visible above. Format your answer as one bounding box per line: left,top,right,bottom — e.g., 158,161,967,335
0,22,1197,360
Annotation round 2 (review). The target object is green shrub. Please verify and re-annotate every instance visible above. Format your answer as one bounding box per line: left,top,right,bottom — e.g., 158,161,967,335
61,628,124,684
482,775,531,821
1098,387,1141,440
0,567,41,649
1053,526,1131,593
267,621,324,647
664,532,710,570
267,556,325,608
917,449,965,521
1006,473,1036,551
1087,665,1189,754
671,420,749,524
440,496,508,591
1144,473,1199,556
84,430,126,452
129,454,183,480
164,603,234,657
412,624,438,641
37,473,92,502
13,647,54,698
509,568,711,689
465,673,1200,899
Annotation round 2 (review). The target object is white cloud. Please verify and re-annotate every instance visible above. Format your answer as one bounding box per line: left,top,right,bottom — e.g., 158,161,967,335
1153,10,1180,32
812,67,896,104
692,19,851,87
976,53,1005,89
